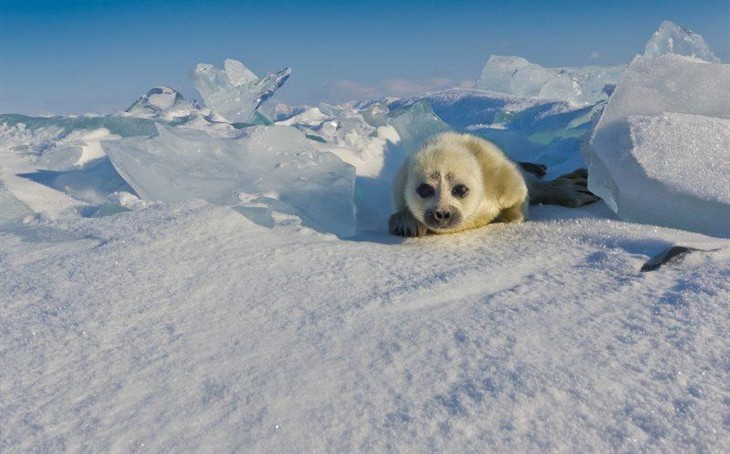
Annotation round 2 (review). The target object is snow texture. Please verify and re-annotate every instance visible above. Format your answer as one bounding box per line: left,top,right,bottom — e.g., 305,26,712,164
1,201,728,452
585,54,730,237
629,113,730,206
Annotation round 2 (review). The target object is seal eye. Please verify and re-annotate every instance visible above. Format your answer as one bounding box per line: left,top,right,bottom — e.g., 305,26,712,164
416,183,435,198
452,184,469,198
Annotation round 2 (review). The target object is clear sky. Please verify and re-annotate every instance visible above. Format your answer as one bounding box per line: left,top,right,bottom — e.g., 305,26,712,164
1,0,728,115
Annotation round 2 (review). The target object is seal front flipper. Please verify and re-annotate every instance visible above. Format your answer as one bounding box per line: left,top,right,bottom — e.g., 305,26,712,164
389,209,428,237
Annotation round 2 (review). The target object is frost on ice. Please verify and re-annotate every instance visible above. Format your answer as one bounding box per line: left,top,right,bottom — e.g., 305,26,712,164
584,54,730,237
191,59,291,124
102,124,356,237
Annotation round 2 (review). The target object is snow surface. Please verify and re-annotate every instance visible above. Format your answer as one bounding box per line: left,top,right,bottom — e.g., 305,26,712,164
2,19,730,453
2,200,729,452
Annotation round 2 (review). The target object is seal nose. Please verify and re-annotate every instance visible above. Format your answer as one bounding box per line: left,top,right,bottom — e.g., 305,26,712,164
434,209,451,221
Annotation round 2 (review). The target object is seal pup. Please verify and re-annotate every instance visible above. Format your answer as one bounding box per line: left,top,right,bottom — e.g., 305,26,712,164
388,132,598,237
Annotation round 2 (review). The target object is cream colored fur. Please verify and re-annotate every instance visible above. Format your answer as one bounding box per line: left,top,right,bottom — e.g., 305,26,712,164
389,132,598,237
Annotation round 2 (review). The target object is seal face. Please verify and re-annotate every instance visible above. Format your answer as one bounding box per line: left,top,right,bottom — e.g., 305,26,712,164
404,144,487,233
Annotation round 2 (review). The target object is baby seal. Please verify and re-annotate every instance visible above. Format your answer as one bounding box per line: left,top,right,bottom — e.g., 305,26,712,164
388,132,598,237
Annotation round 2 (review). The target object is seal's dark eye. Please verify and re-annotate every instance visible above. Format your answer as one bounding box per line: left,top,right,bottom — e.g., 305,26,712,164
416,183,435,198
452,184,469,198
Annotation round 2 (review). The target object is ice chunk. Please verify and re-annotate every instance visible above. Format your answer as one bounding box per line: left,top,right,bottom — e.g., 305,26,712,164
0,119,132,205
388,100,451,156
644,21,720,62
125,86,200,123
191,59,291,124
360,102,389,127
585,54,730,237
319,111,376,147
477,56,624,105
0,180,34,228
18,158,133,205
102,125,356,237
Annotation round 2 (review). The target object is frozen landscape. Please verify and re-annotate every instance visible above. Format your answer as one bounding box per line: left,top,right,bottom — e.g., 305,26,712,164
1,21,729,452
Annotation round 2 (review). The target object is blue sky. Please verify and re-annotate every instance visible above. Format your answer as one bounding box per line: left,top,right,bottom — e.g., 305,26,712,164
1,0,728,115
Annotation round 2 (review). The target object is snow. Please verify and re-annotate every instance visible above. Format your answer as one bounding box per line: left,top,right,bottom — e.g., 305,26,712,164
584,54,730,237
2,20,730,453
629,113,730,206
1,201,728,452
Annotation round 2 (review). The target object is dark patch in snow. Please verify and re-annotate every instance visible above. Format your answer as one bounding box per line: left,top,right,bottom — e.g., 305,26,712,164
640,245,717,272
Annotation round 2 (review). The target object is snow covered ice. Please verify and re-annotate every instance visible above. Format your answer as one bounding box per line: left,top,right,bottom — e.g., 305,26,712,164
2,20,730,453
584,54,730,237
191,59,291,124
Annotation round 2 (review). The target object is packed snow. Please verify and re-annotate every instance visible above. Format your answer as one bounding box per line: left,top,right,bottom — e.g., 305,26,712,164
1,20,729,452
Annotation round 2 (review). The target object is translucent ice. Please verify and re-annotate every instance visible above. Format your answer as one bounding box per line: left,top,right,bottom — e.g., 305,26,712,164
360,102,389,128
477,56,624,105
0,180,33,228
102,125,356,237
644,21,720,62
0,114,157,139
388,100,451,156
585,54,730,237
191,59,291,124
